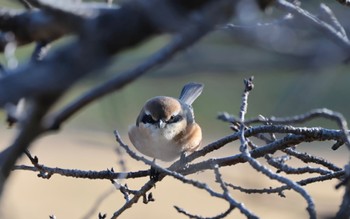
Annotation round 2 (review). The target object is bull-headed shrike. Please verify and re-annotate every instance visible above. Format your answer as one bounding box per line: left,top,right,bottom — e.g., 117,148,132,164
128,82,203,162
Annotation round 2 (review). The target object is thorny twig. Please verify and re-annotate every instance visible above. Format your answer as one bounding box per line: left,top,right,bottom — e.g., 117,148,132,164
269,158,333,175
219,108,350,150
237,77,316,219
283,147,342,171
13,163,149,180
114,131,257,219
227,170,345,197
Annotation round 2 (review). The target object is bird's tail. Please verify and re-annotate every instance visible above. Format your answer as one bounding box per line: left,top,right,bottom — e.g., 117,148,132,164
179,82,204,105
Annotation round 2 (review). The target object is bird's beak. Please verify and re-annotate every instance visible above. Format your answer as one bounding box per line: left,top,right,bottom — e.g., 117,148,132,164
157,120,166,129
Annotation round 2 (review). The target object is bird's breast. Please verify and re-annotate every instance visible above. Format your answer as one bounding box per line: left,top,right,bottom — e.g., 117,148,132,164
128,124,183,161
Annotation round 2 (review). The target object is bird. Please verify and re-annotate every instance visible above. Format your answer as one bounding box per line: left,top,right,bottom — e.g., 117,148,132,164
128,82,203,162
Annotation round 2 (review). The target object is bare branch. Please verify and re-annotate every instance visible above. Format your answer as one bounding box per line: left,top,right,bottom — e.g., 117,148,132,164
275,0,350,56
213,165,257,219
227,170,344,196
283,148,342,172
13,164,149,180
249,82,315,216
174,205,235,219
319,3,348,40
31,41,51,62
0,100,52,194
17,0,34,9
267,155,334,175
81,187,115,219
0,7,81,50
110,179,156,218
220,108,350,150
185,124,344,168
236,78,316,219
114,130,257,218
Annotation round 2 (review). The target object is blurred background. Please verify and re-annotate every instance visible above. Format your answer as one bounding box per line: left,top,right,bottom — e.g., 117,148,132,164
0,0,350,218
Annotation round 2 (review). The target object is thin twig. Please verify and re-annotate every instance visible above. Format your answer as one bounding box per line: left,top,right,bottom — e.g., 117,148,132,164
81,187,115,219
227,170,344,196
283,148,342,172
17,0,34,9
114,130,257,218
31,41,51,62
241,130,317,218
275,0,350,55
237,77,316,219
319,3,348,40
213,165,257,219
220,108,350,150
13,164,149,180
186,124,344,167
0,100,53,194
111,179,156,219
174,205,236,219
267,156,333,175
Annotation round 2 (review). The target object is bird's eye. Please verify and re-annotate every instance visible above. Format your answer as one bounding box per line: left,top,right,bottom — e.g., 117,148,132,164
141,114,156,124
167,115,182,123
